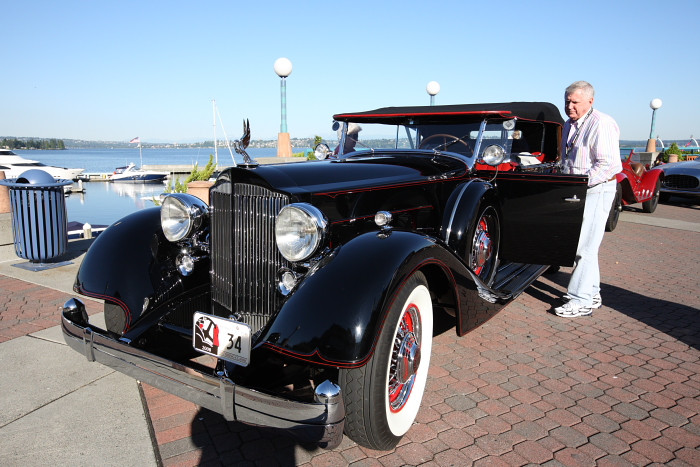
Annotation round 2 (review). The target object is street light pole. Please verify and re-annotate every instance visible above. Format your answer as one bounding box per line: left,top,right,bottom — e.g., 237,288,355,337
426,81,440,106
274,57,293,157
646,98,662,152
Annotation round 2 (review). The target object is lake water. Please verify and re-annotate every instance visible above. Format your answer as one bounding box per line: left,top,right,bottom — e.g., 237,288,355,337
10,147,307,226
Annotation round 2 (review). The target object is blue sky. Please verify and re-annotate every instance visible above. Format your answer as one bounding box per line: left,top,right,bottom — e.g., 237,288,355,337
3,0,698,143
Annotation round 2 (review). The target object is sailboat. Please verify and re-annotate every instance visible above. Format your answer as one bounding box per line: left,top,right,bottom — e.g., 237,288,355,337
110,137,168,183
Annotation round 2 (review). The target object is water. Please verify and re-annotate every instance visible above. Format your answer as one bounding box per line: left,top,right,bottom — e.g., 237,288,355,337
10,147,307,226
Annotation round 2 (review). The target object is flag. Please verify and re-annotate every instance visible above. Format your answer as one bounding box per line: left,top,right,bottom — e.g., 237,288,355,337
130,137,140,144
685,141,692,147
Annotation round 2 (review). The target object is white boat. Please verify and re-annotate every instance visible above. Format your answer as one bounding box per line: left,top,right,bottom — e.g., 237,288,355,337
110,163,168,183
0,149,85,180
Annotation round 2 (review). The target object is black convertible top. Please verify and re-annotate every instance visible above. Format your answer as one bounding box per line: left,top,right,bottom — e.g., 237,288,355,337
334,102,564,125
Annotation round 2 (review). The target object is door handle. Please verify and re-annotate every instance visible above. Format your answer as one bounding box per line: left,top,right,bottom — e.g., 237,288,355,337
564,195,581,203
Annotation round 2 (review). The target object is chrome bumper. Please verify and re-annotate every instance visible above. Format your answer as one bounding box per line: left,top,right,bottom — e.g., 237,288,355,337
61,300,345,449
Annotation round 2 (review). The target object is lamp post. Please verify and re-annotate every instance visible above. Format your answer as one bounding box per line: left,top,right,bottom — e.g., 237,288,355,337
274,57,293,157
426,81,440,106
645,98,662,152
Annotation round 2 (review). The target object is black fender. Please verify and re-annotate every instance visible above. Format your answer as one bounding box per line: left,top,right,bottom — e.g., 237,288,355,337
257,229,506,367
440,179,498,265
74,207,208,334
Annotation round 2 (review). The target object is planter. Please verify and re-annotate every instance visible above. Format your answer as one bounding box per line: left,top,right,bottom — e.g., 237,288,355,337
668,154,679,163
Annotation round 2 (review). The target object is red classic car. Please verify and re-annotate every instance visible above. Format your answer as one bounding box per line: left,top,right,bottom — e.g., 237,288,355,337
605,151,664,231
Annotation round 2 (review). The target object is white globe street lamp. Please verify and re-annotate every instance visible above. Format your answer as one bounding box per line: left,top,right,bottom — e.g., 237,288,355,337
646,98,662,152
274,58,293,157
426,81,440,106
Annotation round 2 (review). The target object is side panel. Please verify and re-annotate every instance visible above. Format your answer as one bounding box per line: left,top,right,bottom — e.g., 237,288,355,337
494,172,588,265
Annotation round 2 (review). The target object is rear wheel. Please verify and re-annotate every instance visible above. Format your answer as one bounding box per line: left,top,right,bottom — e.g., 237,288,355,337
605,184,622,232
468,205,500,284
642,179,660,213
339,271,433,450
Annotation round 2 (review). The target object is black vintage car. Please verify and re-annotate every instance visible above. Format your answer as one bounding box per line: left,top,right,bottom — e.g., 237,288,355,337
62,102,588,450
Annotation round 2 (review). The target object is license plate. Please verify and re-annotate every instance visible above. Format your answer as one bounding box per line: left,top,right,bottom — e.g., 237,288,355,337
193,312,251,367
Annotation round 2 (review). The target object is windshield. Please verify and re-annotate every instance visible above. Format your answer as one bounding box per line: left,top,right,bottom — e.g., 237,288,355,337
332,119,523,161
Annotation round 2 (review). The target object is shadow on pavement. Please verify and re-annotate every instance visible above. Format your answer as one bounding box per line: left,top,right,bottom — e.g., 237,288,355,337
528,273,700,352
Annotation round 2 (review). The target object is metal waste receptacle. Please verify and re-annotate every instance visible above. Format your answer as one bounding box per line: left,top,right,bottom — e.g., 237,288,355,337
0,169,72,262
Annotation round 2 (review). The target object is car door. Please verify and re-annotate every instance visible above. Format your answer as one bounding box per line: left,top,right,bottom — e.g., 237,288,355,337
493,171,589,266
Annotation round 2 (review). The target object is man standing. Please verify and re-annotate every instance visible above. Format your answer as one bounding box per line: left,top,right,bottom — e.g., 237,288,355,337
555,81,622,318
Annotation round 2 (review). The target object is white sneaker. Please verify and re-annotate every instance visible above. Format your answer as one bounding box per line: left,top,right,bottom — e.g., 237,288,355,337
555,301,592,317
562,293,602,309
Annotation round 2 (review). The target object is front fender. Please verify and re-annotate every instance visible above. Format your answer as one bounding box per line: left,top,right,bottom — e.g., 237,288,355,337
75,208,208,334
257,230,505,367
258,231,440,367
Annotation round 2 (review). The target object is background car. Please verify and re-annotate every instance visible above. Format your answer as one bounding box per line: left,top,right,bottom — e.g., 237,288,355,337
605,151,664,232
658,157,700,201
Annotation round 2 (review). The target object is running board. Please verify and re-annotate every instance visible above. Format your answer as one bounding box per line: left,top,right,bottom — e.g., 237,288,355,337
492,262,549,298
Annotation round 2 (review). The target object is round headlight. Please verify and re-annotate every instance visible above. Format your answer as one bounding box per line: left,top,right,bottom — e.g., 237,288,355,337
161,194,208,242
275,204,327,262
481,144,507,166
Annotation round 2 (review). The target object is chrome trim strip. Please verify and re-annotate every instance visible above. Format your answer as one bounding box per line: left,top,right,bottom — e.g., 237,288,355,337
61,311,345,448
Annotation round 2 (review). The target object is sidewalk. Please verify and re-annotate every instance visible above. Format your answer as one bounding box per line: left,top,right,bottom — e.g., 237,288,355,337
0,201,698,466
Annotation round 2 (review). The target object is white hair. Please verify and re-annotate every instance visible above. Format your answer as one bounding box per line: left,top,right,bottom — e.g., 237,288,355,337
565,81,595,99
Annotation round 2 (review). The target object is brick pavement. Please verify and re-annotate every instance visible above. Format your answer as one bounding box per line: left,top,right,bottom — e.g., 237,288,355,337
0,275,102,343
2,201,699,466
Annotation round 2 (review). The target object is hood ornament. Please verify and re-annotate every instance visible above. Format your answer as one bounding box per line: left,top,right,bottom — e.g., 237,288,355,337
234,119,258,167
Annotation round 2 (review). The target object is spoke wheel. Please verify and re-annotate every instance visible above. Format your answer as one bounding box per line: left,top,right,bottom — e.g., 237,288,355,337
339,272,433,450
642,179,660,213
606,184,622,232
468,205,500,284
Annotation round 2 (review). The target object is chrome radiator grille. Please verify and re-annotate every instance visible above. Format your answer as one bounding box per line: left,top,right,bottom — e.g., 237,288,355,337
210,182,290,334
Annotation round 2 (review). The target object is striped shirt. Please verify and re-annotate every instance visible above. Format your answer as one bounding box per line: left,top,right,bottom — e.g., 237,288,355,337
561,109,622,187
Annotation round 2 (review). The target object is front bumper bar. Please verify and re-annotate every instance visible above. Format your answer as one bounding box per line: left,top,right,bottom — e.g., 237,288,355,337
61,300,345,448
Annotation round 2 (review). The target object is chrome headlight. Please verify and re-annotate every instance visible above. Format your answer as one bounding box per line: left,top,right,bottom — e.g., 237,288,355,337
481,144,507,166
161,194,209,242
275,203,327,262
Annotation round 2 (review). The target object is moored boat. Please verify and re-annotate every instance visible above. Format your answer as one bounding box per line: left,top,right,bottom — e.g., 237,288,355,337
110,163,168,183
0,149,84,180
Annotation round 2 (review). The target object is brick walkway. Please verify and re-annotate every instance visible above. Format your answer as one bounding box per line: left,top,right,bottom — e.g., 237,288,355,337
2,201,699,466
0,275,101,343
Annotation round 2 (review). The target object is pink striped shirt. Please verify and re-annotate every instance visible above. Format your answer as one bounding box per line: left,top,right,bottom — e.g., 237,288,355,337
561,109,622,187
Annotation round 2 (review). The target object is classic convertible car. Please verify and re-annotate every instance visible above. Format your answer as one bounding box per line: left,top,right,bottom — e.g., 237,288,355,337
62,102,589,450
604,150,664,232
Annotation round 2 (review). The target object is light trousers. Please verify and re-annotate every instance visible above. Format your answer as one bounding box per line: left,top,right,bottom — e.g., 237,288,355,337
567,179,617,307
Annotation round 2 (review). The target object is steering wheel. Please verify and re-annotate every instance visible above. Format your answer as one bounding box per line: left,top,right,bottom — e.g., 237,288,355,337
419,133,472,155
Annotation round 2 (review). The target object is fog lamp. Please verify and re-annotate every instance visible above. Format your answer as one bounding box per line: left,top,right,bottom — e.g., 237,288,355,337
176,253,195,276
278,269,298,295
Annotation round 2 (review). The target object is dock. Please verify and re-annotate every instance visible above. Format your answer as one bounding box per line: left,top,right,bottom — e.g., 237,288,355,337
76,157,305,182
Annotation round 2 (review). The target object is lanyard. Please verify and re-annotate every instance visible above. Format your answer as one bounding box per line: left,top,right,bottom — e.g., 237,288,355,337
565,108,594,159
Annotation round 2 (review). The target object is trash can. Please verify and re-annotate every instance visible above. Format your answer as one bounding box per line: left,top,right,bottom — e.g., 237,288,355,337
0,169,72,262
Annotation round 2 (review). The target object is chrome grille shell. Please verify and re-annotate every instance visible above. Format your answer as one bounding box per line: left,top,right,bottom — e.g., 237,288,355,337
210,181,290,334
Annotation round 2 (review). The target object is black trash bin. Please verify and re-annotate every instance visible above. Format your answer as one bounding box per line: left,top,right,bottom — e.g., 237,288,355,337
0,169,72,262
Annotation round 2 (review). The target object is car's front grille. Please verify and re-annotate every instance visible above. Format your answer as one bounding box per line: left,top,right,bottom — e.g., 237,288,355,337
663,174,699,190
210,182,290,334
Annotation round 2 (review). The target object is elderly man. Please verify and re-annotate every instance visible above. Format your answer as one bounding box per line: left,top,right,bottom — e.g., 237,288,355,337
555,81,622,318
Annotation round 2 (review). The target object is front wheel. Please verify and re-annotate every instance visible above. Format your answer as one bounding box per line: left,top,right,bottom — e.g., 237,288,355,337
339,271,433,450
642,179,660,213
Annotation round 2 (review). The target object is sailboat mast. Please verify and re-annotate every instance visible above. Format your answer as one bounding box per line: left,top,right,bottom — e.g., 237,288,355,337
139,141,143,168
213,100,219,166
